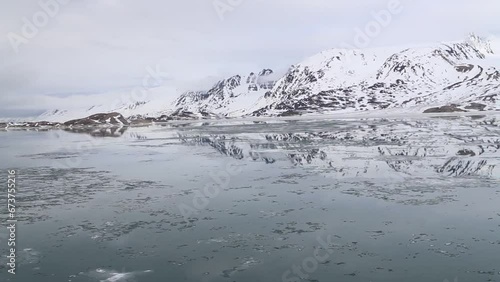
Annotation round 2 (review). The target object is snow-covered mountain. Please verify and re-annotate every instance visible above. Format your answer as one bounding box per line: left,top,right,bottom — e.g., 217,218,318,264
173,69,277,117
38,86,180,122
38,34,500,122
251,34,500,116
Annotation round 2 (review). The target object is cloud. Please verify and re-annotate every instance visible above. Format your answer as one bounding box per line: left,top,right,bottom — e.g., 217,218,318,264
1,0,499,118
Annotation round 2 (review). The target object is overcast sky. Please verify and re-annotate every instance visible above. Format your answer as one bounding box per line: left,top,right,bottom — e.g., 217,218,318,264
1,0,499,118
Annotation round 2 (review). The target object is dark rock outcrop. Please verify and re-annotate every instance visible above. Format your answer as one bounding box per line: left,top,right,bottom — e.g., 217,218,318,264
64,113,129,126
423,105,467,113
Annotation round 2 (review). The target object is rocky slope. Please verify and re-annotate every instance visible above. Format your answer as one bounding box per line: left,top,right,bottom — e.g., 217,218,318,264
173,69,277,117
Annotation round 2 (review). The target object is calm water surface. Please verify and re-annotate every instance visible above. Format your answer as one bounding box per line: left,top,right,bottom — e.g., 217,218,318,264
0,117,499,282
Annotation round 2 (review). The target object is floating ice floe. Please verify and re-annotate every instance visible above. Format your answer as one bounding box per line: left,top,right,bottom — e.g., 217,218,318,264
83,268,153,282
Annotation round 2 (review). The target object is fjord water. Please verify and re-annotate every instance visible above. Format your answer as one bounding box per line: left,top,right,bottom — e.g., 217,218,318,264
0,117,499,282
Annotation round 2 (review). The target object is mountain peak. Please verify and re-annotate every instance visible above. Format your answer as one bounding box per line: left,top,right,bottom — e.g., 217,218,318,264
258,69,274,76
467,33,494,55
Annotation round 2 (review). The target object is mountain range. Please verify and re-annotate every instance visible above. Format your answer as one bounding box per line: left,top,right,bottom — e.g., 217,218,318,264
38,34,500,122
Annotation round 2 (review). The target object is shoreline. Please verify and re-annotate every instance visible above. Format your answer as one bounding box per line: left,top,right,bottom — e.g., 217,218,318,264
1,110,499,131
